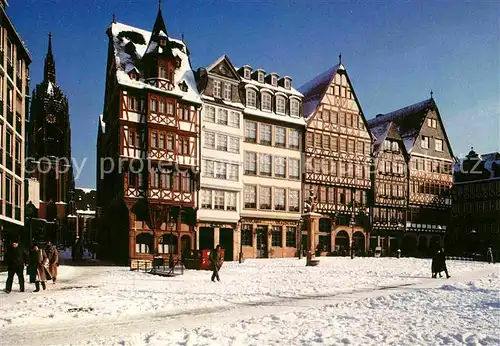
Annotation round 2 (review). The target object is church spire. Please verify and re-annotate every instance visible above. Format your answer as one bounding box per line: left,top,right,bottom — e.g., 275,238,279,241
44,32,56,83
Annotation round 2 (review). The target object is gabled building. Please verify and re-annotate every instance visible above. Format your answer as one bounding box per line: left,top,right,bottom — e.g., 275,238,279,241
368,97,454,256
97,6,202,266
239,64,304,259
27,34,74,243
195,55,244,261
0,0,31,255
299,59,373,255
451,149,500,260
368,121,409,256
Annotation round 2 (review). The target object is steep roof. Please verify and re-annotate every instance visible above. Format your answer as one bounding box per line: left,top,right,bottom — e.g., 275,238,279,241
368,98,435,153
299,63,342,119
108,21,201,104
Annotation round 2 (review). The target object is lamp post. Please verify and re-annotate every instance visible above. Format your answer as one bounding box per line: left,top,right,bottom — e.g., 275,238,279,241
298,218,304,259
238,217,244,263
350,188,356,259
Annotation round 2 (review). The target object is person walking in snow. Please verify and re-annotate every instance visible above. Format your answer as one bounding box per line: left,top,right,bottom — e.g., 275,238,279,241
436,248,450,279
486,247,494,264
45,241,59,283
431,250,443,278
3,240,26,293
28,245,49,292
209,245,222,282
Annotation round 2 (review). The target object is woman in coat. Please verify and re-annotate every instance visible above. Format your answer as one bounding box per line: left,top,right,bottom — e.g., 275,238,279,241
27,245,48,292
45,241,59,283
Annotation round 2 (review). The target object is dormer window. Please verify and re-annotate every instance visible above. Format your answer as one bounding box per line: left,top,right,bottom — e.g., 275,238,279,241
271,76,277,87
175,56,182,69
290,99,299,117
276,96,286,114
258,72,265,83
244,69,251,79
160,39,167,47
129,72,137,80
246,89,256,108
284,79,291,90
262,93,272,111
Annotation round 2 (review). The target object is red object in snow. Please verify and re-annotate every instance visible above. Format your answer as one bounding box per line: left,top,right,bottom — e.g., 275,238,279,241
184,249,225,270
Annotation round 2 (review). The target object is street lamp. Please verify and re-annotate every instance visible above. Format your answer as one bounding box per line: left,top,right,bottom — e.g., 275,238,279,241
298,217,304,259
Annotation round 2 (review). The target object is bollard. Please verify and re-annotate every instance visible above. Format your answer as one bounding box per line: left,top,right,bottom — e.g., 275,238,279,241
397,249,401,258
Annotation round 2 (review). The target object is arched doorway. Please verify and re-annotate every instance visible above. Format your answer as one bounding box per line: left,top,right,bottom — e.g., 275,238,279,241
353,231,365,253
418,236,429,257
402,235,417,257
159,234,178,254
335,230,349,255
135,233,153,255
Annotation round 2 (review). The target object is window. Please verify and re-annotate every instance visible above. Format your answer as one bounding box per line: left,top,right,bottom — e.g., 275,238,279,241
203,160,214,177
435,139,443,152
228,164,238,181
204,132,215,149
348,139,355,153
217,109,228,125
289,190,299,212
229,111,240,128
286,227,296,247
223,83,232,100
260,124,271,145
275,156,286,178
216,162,227,179
179,137,191,155
246,89,256,107
260,186,271,209
217,134,228,151
242,225,253,245
6,131,12,154
213,80,221,98
167,134,175,151
229,137,239,153
271,76,277,86
209,190,223,210
167,103,175,115
245,120,257,143
150,168,160,188
5,176,12,203
271,226,282,246
227,192,237,211
275,188,285,211
7,39,13,63
258,72,264,83
340,138,347,152
332,136,338,152
159,101,165,113
262,93,272,111
244,152,257,175
323,134,330,149
181,106,190,121
151,132,158,148
276,96,286,114
0,75,3,101
284,79,290,89
275,127,286,148
204,106,215,122
289,129,299,150
421,136,429,149
202,189,212,209
151,99,158,112
244,69,251,79
339,112,346,126
290,99,299,117
260,154,272,176
427,118,437,128
244,185,256,208
14,182,21,207
289,159,300,180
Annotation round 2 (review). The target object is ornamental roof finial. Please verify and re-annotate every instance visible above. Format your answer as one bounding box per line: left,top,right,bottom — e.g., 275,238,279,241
339,53,342,65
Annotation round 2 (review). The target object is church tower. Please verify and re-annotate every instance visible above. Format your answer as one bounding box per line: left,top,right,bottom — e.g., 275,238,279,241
27,33,74,224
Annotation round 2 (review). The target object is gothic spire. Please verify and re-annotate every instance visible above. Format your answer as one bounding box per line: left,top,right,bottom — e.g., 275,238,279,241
44,32,56,83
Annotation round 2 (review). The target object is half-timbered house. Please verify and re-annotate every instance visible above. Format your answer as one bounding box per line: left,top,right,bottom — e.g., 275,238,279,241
97,7,201,266
240,65,304,259
195,55,244,261
299,58,373,256
368,97,454,257
451,149,500,260
368,121,409,256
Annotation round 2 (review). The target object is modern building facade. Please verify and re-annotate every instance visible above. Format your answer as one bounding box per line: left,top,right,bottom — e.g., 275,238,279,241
26,34,74,244
451,149,500,260
299,59,373,256
195,55,244,261
368,97,454,256
97,7,202,266
239,65,304,259
0,0,31,259
369,121,409,256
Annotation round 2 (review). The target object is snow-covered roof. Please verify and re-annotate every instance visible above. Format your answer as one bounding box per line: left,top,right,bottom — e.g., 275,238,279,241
299,63,342,119
98,114,106,133
47,81,54,95
369,122,390,153
244,107,306,126
242,77,303,97
367,98,436,153
109,22,201,105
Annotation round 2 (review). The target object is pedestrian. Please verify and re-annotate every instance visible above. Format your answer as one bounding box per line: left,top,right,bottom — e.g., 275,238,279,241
437,248,450,279
486,247,494,264
27,245,49,292
45,241,59,283
3,240,26,293
431,250,442,278
209,245,223,282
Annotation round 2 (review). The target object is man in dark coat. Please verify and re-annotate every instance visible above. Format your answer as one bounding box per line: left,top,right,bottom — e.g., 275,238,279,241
3,240,26,293
209,245,222,282
431,250,443,278
436,248,450,279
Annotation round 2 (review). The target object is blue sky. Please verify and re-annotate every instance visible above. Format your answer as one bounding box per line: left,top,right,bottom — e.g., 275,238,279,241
8,0,500,188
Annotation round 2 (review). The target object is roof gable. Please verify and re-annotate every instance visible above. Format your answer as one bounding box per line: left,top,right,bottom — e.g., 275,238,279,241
206,55,240,81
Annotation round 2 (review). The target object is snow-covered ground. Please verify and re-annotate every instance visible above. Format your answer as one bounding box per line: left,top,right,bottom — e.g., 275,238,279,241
0,257,498,345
